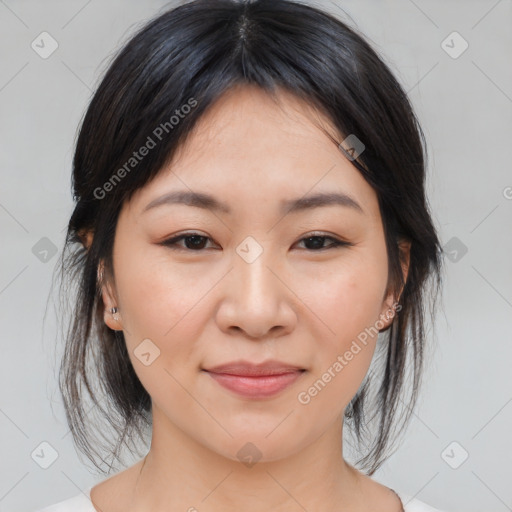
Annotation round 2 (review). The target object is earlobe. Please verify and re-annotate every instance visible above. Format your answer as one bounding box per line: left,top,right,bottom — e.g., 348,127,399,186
98,261,123,331
378,293,398,332
379,239,411,332
103,306,122,331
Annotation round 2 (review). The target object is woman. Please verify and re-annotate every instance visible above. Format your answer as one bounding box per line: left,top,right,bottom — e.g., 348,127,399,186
38,0,448,510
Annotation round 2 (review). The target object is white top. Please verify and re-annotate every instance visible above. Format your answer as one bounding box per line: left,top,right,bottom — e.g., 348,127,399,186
35,486,450,512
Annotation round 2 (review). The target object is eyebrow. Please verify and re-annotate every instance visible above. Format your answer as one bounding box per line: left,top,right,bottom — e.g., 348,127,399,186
142,190,365,216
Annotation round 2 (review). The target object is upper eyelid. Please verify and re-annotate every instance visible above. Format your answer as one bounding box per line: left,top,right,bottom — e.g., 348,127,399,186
162,231,350,247
167,230,344,240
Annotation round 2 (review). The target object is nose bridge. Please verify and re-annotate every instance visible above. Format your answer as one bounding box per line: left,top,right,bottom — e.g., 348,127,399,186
217,234,294,338
234,236,280,305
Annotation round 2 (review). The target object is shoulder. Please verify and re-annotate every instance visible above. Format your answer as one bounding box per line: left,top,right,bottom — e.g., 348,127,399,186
394,490,450,512
34,489,95,512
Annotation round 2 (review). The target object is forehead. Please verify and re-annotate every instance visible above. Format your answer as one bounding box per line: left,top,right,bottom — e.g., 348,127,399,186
127,85,380,223
173,84,342,165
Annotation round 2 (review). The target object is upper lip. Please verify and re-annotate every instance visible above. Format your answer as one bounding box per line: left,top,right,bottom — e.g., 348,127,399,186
203,360,305,376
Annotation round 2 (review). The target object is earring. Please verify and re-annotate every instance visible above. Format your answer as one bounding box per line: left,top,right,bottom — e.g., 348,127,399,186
110,307,120,322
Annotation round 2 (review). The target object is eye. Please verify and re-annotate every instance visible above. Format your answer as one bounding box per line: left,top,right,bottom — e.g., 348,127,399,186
160,231,352,252
295,233,352,251
160,232,216,251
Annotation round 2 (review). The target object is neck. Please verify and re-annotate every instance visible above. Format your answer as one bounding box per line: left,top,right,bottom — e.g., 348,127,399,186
130,405,364,512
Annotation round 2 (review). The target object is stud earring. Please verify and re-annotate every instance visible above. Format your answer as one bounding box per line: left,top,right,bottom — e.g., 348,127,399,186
110,307,119,322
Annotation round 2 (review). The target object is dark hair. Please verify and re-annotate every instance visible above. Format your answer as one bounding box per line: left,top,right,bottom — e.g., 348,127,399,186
55,0,443,475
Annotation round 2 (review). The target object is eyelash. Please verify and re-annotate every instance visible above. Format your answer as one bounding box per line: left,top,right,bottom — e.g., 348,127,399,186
160,232,353,252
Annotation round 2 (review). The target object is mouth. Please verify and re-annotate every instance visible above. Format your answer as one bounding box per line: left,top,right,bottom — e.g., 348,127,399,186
202,360,306,399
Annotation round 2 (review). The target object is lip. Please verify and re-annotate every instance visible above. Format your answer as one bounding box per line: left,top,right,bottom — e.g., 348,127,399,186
202,360,306,399
204,359,305,376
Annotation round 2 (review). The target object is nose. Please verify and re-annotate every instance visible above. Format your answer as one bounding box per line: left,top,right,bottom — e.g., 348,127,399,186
215,247,297,340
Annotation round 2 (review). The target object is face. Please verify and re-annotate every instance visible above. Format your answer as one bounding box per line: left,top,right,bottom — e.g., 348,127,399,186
100,85,408,463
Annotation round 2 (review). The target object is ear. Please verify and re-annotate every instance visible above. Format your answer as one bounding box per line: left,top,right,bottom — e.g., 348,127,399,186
97,260,123,331
379,239,411,330
77,228,94,250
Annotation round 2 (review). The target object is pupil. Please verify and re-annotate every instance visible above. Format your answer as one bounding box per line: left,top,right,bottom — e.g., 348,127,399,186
306,236,323,249
187,235,205,249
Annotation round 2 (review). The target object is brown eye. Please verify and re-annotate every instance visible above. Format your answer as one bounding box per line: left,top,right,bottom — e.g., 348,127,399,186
160,232,352,252
296,235,351,251
161,233,215,251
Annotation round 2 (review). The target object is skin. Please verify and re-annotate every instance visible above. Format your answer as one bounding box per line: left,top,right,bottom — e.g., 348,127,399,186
88,84,410,512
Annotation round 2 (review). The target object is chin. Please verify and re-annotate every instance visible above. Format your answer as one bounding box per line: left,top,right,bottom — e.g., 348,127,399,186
202,430,308,466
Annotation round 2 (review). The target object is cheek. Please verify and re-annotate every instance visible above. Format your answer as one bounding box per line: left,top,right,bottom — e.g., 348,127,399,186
294,275,382,419
113,245,217,367
112,250,211,411
297,254,388,344
115,241,180,330
293,252,388,406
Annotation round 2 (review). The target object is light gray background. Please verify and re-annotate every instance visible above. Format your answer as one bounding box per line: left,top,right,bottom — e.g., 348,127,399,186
1,1,511,511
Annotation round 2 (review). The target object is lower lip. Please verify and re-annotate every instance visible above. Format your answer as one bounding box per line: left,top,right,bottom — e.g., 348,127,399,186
205,370,304,398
